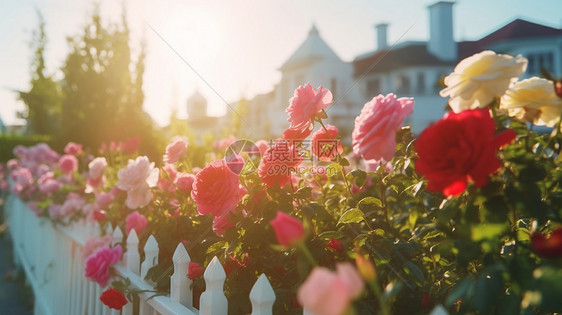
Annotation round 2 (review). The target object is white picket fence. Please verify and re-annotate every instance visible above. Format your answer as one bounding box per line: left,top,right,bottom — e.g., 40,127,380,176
3,194,278,315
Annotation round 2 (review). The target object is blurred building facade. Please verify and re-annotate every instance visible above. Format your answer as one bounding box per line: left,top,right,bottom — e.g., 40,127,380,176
204,1,562,141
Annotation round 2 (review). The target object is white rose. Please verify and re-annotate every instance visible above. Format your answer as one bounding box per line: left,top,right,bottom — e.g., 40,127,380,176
500,77,562,127
440,50,527,112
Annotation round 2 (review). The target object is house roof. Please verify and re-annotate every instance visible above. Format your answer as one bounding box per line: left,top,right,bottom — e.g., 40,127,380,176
281,25,342,71
459,19,562,58
354,18,562,77
353,44,453,77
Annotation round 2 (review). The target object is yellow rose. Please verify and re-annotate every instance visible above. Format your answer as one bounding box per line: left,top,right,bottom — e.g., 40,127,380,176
500,77,562,127
440,50,527,112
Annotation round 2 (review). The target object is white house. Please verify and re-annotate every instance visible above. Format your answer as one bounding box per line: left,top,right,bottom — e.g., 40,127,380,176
198,1,562,141
243,25,363,141
354,1,562,133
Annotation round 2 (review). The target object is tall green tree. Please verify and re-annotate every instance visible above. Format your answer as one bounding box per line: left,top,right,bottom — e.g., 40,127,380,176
60,7,163,157
17,11,62,135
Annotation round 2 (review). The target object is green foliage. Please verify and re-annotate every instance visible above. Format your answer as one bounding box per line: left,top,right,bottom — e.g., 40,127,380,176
0,134,50,162
59,7,164,160
17,11,62,136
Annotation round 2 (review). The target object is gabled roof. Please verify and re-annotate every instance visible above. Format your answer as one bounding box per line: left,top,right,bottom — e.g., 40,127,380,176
459,19,562,58
281,25,342,71
353,44,453,77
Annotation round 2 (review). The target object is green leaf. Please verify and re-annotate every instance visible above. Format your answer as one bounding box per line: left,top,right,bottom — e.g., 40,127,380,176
206,240,227,254
471,223,508,242
349,169,367,187
338,157,350,167
473,271,503,314
327,163,342,177
408,208,419,231
295,186,313,199
358,197,382,208
318,230,343,240
403,261,424,286
338,208,364,225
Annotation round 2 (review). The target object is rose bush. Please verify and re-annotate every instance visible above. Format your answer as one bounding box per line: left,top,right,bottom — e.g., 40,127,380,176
5,49,562,314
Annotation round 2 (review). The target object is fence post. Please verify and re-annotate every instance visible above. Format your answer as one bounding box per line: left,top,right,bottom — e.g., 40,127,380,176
125,229,140,275
170,243,192,308
199,256,227,315
139,235,159,315
250,274,276,315
141,235,159,280
112,227,123,247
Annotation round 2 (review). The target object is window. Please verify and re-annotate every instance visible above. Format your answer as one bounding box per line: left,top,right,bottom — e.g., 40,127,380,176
527,52,554,75
396,75,410,94
366,78,380,97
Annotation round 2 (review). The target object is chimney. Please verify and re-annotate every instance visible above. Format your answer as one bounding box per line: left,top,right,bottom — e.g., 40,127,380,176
428,1,457,61
375,23,388,50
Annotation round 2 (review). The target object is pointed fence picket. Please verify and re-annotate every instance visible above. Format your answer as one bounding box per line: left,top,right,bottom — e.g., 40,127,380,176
4,193,289,315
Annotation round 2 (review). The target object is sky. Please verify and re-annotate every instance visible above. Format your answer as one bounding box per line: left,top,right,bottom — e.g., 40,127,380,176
1,0,561,127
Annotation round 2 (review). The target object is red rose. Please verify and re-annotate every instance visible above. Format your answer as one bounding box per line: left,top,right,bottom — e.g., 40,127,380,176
191,160,241,217
415,109,515,196
326,238,344,252
92,210,106,222
531,228,562,258
100,288,127,310
188,262,204,279
270,211,305,247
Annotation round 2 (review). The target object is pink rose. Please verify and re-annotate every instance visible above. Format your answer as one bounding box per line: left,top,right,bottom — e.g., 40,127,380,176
88,157,107,180
11,168,33,197
213,214,235,237
255,140,269,155
96,192,114,208
64,142,83,155
82,235,114,261
59,154,78,174
85,245,122,288
352,94,413,162
174,173,195,193
60,193,85,217
311,124,343,162
48,204,63,219
225,153,244,174
117,156,159,209
119,137,141,154
282,126,313,141
13,145,28,158
191,160,241,217
270,211,305,247
163,136,189,164
7,159,19,170
125,211,148,235
286,83,332,132
39,178,62,194
37,172,62,194
257,139,301,188
297,263,365,315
